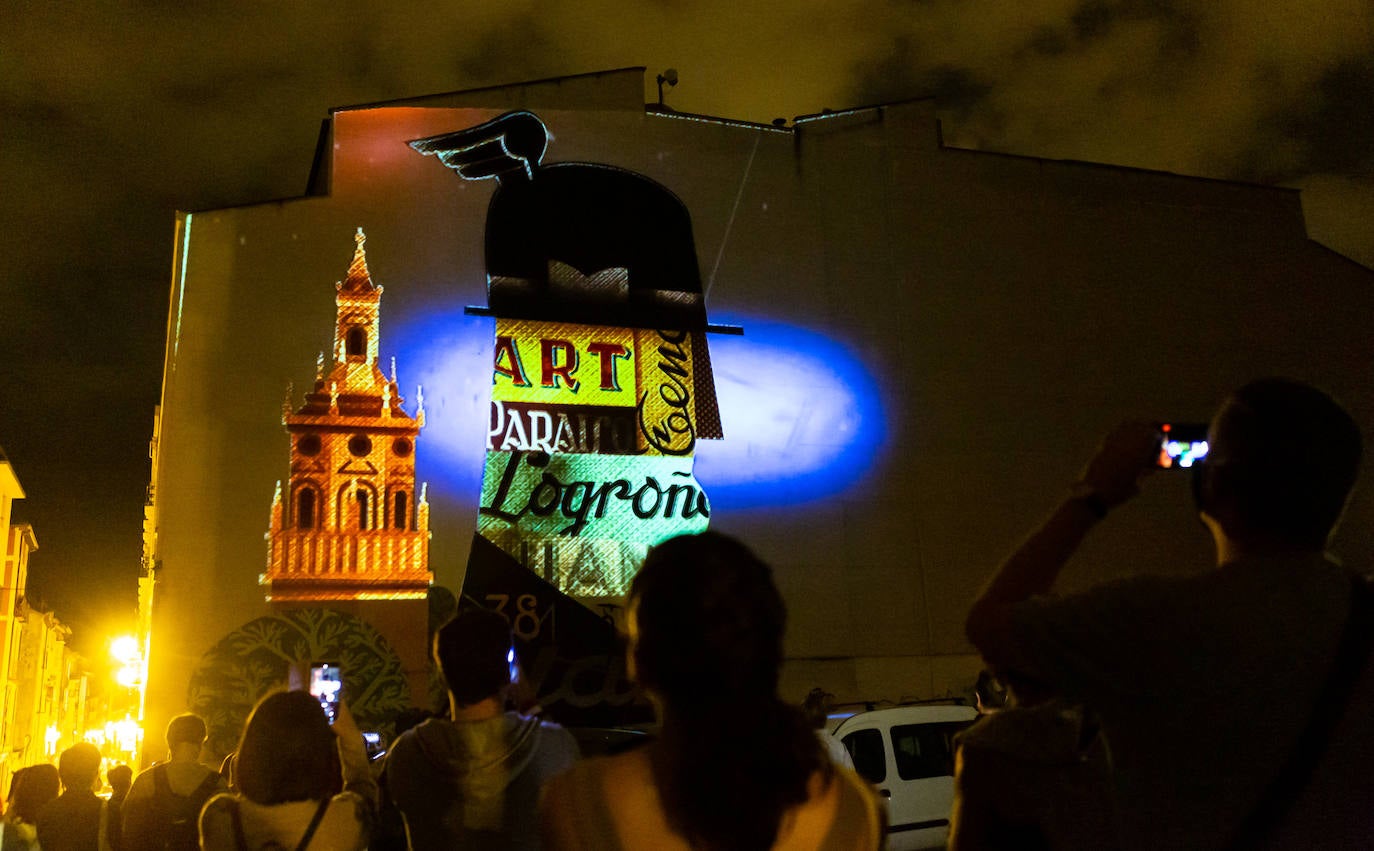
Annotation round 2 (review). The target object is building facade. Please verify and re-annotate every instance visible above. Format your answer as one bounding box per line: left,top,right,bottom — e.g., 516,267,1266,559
143,69,1374,745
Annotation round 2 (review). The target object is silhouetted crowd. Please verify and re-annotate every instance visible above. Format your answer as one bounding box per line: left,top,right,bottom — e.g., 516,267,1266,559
2,378,1369,850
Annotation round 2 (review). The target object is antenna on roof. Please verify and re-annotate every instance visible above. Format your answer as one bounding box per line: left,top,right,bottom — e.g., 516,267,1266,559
656,68,678,108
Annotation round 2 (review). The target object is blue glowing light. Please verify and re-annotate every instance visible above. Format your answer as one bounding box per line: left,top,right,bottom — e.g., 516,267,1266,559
388,302,494,499
692,318,886,509
388,308,885,512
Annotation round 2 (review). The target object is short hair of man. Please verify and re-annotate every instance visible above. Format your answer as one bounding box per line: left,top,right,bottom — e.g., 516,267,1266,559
1206,378,1362,549
165,713,208,749
107,763,133,794
58,742,102,792
434,609,512,707
975,669,1009,711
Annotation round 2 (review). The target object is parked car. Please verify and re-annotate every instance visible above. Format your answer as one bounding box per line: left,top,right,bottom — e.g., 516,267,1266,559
829,702,978,851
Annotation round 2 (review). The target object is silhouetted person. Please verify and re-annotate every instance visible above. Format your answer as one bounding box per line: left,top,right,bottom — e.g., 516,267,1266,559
199,690,375,850
123,713,226,850
541,532,884,850
966,379,1368,849
105,764,133,851
949,676,1117,850
3,764,60,850
382,609,578,850
973,669,1008,716
36,742,103,851
371,708,434,851
802,687,854,770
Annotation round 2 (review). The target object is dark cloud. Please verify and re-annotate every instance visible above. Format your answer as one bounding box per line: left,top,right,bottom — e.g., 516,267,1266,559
848,34,922,106
456,15,559,84
848,35,993,119
1235,56,1374,182
920,65,995,117
1033,0,1202,62
1027,25,1071,57
1285,57,1374,175
3,0,1373,646
154,63,307,109
1071,1,1116,41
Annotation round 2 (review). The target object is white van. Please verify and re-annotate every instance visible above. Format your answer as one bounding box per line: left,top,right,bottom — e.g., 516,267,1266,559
829,702,978,851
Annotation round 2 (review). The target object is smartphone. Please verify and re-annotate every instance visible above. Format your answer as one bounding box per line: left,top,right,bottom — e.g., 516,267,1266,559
1157,423,1210,469
309,662,343,724
362,731,385,761
507,647,519,684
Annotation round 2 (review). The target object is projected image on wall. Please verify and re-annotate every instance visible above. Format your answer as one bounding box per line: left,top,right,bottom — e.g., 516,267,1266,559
263,229,432,603
479,319,717,598
405,109,730,723
412,110,725,606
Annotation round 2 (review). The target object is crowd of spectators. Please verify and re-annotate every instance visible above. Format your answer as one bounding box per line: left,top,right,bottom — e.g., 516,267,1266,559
1,377,1367,849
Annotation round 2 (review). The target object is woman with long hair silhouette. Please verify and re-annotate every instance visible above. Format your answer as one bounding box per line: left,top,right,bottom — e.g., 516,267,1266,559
542,531,882,850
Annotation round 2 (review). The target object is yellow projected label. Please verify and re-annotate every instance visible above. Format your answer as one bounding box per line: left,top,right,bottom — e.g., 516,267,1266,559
492,320,636,407
633,328,697,456
490,321,704,457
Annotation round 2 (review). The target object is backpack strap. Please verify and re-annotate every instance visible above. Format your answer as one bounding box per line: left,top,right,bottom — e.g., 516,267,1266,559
190,770,221,802
1231,574,1374,848
152,763,170,796
228,798,249,851
294,798,330,851
98,798,111,851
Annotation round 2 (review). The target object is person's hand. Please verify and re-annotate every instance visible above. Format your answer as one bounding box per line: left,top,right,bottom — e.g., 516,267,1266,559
1076,421,1161,507
333,698,362,740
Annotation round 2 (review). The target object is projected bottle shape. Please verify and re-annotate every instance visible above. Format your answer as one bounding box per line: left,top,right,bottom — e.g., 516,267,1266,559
412,111,724,601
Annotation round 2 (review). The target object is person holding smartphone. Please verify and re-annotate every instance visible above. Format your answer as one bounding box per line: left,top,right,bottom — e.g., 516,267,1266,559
199,690,376,850
965,379,1369,849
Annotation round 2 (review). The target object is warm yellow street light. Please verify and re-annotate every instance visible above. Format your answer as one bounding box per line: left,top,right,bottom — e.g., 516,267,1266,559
111,635,140,666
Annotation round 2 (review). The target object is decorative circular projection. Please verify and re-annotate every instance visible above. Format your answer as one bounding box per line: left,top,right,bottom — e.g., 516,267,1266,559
297,435,322,456
393,438,413,457
348,435,372,457
187,608,411,761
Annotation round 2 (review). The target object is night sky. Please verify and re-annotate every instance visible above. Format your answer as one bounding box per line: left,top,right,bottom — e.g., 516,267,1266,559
3,1,1371,651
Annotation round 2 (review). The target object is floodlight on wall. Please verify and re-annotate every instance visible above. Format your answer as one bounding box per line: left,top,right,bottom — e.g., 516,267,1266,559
656,68,679,107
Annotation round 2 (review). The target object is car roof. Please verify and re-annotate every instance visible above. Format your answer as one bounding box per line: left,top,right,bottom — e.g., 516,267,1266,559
827,702,977,736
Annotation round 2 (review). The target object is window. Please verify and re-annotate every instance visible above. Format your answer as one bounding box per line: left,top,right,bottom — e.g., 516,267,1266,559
296,489,316,529
890,721,972,780
357,489,371,530
842,729,887,784
346,327,366,357
393,491,408,530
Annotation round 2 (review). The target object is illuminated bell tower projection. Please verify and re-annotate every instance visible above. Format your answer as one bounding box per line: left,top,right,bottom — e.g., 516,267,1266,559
263,229,432,601
412,111,724,601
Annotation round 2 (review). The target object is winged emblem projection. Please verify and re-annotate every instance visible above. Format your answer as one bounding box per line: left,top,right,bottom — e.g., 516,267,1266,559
412,110,728,724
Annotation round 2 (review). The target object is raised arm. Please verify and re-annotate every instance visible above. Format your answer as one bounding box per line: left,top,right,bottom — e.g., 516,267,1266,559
965,421,1160,671
332,700,378,810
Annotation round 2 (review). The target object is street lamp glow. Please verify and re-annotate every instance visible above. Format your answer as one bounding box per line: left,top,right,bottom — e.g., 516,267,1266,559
116,665,143,688
111,635,140,665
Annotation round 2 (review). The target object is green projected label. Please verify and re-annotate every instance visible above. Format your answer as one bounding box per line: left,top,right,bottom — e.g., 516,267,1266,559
476,318,720,598
479,451,709,540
